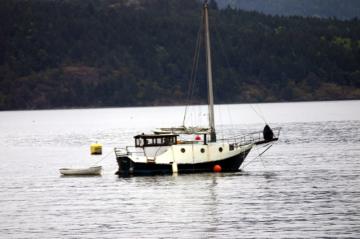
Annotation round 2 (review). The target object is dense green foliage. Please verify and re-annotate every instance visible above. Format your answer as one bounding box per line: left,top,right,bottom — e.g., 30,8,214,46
217,0,360,19
0,0,359,110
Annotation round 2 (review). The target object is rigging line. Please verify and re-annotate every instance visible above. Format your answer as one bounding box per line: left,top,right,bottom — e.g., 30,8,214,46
249,104,268,124
213,14,237,132
213,14,270,127
216,103,223,140
254,103,268,124
240,144,273,169
250,104,263,121
225,104,234,136
154,146,163,159
255,144,266,168
190,29,202,103
259,144,273,156
193,13,205,128
183,10,204,127
255,103,266,118
93,150,113,166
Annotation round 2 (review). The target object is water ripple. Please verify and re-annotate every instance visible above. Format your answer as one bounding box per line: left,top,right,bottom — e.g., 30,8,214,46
0,106,360,238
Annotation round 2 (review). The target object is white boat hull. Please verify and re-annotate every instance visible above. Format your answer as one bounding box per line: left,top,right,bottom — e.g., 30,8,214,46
59,166,102,176
115,142,253,176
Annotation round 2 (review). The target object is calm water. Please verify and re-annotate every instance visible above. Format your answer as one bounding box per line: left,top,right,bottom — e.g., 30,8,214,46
0,101,359,238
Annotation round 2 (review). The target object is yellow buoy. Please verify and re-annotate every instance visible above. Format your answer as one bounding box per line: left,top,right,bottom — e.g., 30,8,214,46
90,143,102,155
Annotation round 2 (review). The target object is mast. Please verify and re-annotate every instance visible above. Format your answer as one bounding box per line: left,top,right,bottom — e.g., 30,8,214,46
204,1,216,142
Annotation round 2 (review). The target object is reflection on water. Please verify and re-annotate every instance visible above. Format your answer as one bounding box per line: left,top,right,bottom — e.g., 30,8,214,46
0,101,360,238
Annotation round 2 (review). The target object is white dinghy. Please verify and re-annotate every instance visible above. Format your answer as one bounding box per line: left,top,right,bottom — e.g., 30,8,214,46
59,166,102,176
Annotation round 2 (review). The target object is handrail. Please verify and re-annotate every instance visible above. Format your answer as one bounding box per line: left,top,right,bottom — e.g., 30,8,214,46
115,127,281,157
114,146,145,157
218,127,281,146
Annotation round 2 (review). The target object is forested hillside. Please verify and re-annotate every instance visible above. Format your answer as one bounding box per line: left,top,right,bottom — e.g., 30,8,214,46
217,0,360,19
0,0,359,110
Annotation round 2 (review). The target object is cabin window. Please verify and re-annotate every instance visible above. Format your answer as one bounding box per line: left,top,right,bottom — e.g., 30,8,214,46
229,144,234,151
219,147,223,152
200,148,205,153
134,134,178,147
181,148,186,153
138,139,143,147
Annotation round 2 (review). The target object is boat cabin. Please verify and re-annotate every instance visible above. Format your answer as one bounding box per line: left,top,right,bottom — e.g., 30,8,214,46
134,134,178,148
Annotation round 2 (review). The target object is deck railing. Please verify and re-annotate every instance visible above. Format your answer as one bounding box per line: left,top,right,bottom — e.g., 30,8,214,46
218,127,281,146
114,127,281,157
114,146,144,157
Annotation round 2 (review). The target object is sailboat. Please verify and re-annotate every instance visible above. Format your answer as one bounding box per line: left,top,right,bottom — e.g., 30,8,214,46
114,1,280,176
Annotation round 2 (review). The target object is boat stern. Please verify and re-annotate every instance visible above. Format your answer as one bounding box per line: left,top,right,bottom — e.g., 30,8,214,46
114,148,134,176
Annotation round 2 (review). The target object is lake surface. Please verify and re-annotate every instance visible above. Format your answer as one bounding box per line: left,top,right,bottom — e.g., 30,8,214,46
0,101,359,238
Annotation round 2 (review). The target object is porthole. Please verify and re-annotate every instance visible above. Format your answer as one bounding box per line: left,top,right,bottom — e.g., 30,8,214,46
200,148,205,153
181,148,186,153
219,147,223,152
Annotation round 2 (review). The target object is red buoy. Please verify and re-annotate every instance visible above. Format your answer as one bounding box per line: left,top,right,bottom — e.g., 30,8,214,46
195,135,201,141
213,164,222,173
